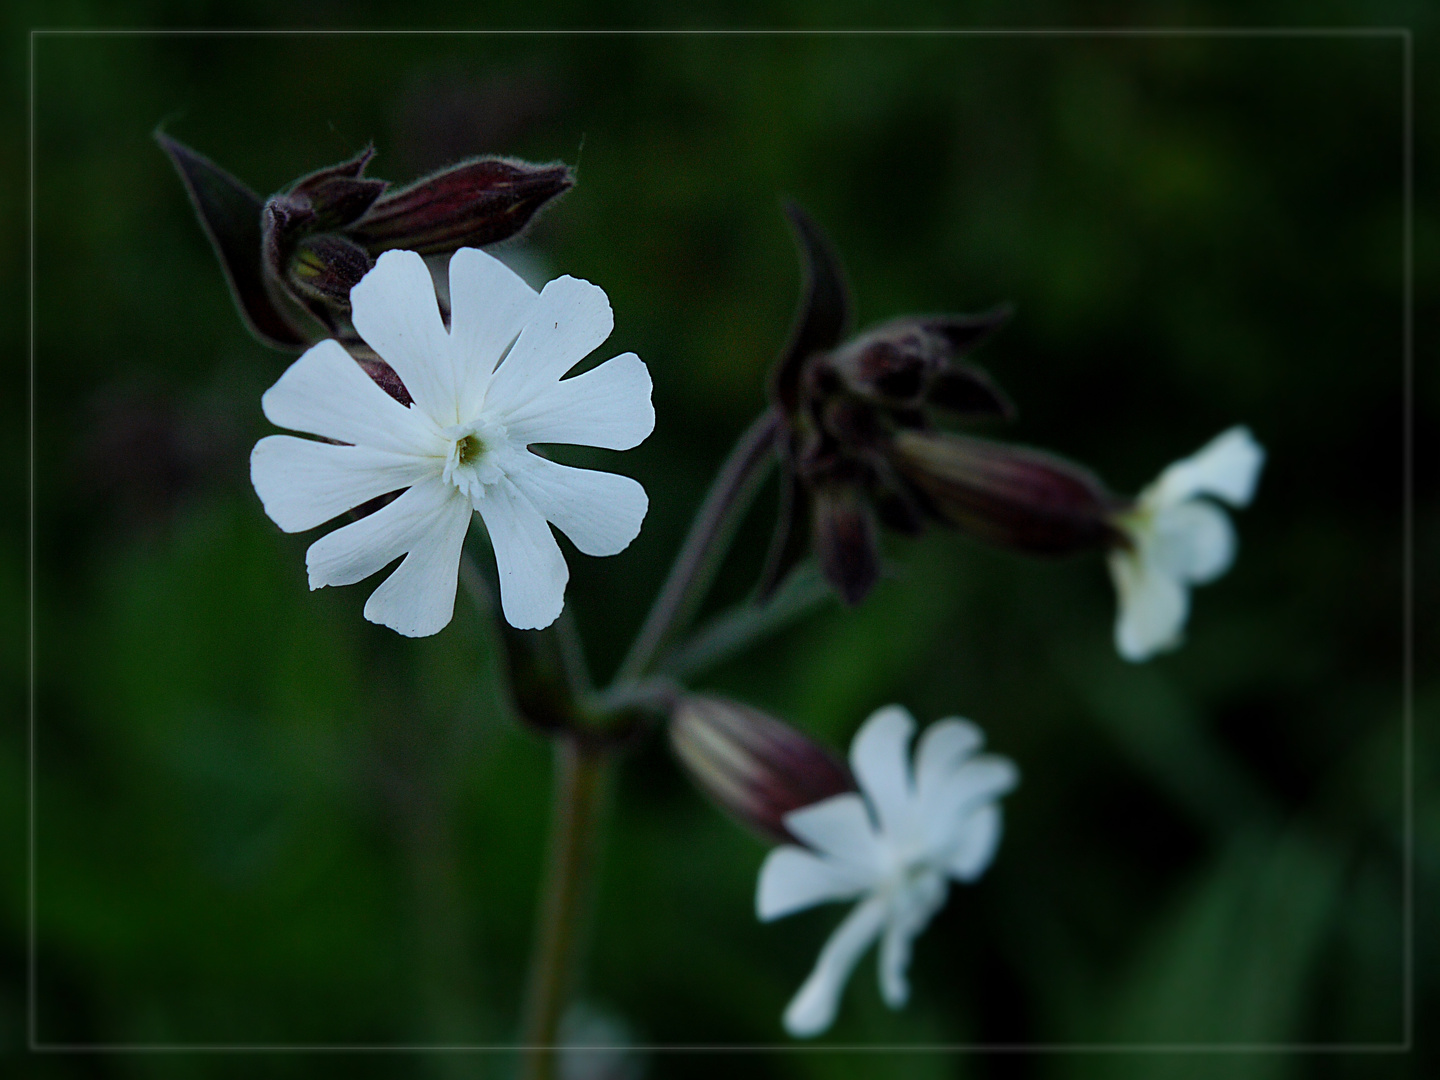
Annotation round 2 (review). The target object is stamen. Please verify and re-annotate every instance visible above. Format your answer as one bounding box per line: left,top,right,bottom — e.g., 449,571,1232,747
457,433,485,465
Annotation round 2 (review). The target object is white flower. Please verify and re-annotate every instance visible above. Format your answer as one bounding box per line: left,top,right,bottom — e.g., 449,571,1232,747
756,705,1018,1038
1107,426,1265,662
250,247,654,636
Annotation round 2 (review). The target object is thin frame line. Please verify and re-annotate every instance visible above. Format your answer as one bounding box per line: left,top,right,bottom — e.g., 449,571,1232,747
1399,25,1414,1056
27,24,39,1057
28,1041,1415,1054
27,25,1415,1055
27,27,1412,37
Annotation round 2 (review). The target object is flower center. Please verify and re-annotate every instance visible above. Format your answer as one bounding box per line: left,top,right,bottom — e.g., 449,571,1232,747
1109,498,1157,552
441,419,507,500
456,433,486,466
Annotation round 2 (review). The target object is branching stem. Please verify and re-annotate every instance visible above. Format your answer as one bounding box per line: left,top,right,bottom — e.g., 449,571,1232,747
613,407,780,685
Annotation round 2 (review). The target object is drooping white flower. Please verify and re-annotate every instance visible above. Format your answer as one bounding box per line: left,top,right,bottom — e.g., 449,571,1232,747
250,247,654,636
756,705,1017,1038
1107,426,1265,662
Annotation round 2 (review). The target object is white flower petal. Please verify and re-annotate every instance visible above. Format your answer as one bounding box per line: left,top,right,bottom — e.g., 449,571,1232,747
783,794,885,876
362,492,473,637
305,475,464,589
914,717,984,806
260,338,441,454
446,247,539,421
782,895,888,1038
878,922,912,1011
943,803,1004,882
1149,500,1236,585
483,274,614,418
849,705,917,838
1150,426,1266,510
1109,548,1190,662
505,352,655,451
920,755,1019,853
878,870,947,1008
350,249,459,426
250,435,439,533
476,478,569,630
756,846,871,922
503,453,648,558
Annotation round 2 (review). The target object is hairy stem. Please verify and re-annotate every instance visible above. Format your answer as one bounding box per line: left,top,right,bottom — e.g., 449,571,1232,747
614,408,780,684
519,739,610,1080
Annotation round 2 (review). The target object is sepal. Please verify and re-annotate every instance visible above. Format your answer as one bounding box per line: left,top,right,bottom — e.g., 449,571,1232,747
770,202,852,416
670,695,855,844
154,131,306,349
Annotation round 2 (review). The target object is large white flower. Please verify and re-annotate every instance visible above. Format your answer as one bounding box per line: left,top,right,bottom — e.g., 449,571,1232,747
756,705,1017,1038
250,247,654,636
1107,426,1265,662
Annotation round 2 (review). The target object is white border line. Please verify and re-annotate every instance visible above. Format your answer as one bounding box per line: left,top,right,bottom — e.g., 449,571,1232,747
1399,24,1414,1056
25,23,1416,1059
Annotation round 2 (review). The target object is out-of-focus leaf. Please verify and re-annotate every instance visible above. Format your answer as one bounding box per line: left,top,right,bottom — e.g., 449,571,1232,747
1059,647,1273,835
1084,828,1344,1078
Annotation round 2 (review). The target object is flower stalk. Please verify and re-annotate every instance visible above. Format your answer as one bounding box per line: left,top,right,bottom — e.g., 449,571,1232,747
613,407,781,684
520,739,612,1080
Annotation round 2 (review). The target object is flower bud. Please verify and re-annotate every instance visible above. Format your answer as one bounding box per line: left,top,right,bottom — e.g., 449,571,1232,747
888,430,1123,555
670,695,854,844
345,157,573,256
286,146,389,230
827,313,1013,416
260,149,388,300
286,234,374,307
161,134,574,349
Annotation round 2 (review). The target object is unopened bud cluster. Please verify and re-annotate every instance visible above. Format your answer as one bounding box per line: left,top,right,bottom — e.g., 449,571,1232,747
767,206,1128,605
157,132,571,355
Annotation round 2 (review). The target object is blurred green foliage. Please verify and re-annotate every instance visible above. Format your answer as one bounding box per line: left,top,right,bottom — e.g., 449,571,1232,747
5,9,1437,1080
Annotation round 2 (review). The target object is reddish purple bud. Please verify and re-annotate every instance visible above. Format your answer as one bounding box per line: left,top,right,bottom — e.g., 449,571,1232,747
828,313,1014,417
669,695,854,844
287,234,374,306
303,177,390,231
285,148,389,230
290,144,375,188
345,157,573,256
888,430,1122,555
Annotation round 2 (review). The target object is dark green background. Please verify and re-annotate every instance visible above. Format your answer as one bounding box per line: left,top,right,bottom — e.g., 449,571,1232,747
7,10,1438,1080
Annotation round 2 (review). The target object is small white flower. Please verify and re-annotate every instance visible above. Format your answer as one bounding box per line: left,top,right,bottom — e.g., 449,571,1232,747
250,247,654,636
756,705,1017,1038
1107,426,1266,662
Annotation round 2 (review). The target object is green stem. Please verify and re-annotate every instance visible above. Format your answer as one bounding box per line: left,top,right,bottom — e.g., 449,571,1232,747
659,560,831,682
613,407,780,685
519,739,610,1080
